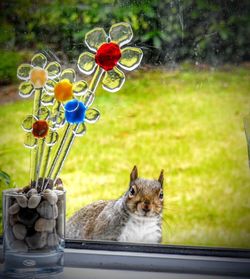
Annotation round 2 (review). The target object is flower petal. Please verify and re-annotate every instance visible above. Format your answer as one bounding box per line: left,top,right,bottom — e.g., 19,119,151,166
41,92,54,106
31,53,47,68
72,123,86,137
46,61,61,78
85,108,100,124
17,64,32,80
77,52,97,75
102,67,125,92
61,68,76,83
24,133,37,149
73,80,88,96
37,107,50,120
109,22,133,47
55,111,65,128
50,103,65,127
81,91,95,107
19,81,35,98
118,47,143,71
45,131,58,146
85,27,107,52
45,78,58,93
22,115,36,132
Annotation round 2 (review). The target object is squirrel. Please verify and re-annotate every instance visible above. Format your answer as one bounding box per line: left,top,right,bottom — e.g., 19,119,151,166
66,166,164,243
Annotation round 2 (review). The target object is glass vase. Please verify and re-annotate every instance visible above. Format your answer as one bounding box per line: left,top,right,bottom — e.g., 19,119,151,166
2,188,65,278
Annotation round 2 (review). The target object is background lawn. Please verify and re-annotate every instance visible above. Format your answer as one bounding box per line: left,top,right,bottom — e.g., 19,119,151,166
0,67,250,248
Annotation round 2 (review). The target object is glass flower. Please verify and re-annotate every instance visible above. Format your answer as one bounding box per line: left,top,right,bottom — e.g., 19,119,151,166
22,107,58,148
64,99,100,135
17,53,61,98
45,98,100,181
77,22,143,92
41,68,89,128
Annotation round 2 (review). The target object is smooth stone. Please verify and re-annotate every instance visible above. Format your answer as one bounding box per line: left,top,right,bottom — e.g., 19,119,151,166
25,232,47,249
16,195,28,208
55,178,64,192
56,200,64,237
11,240,28,252
37,201,58,219
8,203,20,215
35,218,56,233
55,177,63,187
16,188,24,193
57,199,64,212
22,185,31,193
27,188,37,198
28,194,41,209
55,185,64,191
54,190,65,201
32,178,53,192
47,233,59,247
17,208,39,227
9,214,18,226
43,189,58,205
13,223,27,240
56,214,64,238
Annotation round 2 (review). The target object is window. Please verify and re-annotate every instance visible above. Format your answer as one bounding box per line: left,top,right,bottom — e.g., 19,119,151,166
0,0,250,252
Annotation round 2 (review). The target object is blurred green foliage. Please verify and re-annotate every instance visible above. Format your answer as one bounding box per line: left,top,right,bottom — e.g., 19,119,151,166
0,50,24,85
1,0,249,65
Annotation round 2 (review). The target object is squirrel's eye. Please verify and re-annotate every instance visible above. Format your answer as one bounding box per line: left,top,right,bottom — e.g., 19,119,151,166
159,191,163,200
129,186,136,197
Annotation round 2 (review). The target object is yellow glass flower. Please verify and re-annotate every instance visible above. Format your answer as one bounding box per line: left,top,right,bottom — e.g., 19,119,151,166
41,68,89,129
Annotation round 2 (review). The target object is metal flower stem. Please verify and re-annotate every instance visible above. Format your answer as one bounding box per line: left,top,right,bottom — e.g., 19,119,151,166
44,66,104,186
40,102,62,179
89,66,104,94
33,88,43,116
29,88,43,186
45,123,71,181
35,138,46,189
29,142,38,184
50,125,77,181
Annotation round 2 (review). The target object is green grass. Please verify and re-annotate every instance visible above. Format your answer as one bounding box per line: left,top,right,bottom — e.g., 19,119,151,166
1,67,250,248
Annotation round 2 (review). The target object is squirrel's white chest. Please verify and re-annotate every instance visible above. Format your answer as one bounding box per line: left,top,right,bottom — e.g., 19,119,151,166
118,215,161,243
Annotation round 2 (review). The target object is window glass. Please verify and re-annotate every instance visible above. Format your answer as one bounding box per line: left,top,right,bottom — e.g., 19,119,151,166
0,0,249,249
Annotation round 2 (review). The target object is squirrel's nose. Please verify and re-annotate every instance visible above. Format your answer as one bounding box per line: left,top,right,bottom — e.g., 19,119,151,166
142,202,150,213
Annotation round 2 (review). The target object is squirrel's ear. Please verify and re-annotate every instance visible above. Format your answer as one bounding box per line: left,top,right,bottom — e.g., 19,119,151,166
130,165,138,182
158,170,164,187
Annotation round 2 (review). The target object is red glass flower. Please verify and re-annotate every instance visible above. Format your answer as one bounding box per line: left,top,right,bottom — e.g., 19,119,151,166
32,120,49,138
95,43,121,71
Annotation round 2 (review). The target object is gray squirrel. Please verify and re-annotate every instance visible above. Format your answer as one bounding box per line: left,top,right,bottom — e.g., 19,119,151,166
66,166,164,243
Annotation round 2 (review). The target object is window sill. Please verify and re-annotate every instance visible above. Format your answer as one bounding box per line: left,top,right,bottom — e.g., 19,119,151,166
1,239,250,278
64,240,250,278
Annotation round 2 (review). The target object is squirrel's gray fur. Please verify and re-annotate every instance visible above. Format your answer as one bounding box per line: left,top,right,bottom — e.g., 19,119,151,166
66,166,164,243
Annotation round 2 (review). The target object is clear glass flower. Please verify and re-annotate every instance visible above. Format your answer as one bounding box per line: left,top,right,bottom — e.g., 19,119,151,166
22,107,59,148
41,68,89,128
17,53,61,98
77,22,143,92
64,98,100,137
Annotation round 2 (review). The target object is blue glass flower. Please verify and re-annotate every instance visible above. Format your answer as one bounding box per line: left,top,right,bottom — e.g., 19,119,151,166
64,98,100,127
65,99,87,124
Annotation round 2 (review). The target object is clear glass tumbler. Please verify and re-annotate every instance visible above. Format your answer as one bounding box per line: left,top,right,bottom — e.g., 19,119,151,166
3,188,65,278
